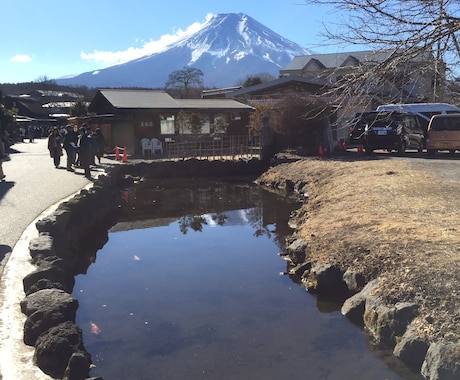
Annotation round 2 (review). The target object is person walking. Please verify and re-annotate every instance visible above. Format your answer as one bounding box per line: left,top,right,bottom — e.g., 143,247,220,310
94,128,107,164
0,134,6,180
47,127,63,168
77,125,92,179
63,124,78,172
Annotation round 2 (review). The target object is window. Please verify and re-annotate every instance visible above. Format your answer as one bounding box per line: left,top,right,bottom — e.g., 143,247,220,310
231,112,241,120
160,116,175,135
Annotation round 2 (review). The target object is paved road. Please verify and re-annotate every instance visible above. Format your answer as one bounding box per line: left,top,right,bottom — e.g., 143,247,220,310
0,138,108,271
368,149,460,183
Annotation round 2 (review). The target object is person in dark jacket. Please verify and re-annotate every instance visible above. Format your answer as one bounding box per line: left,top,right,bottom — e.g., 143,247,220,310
63,125,78,171
94,128,107,164
77,125,92,179
47,127,63,168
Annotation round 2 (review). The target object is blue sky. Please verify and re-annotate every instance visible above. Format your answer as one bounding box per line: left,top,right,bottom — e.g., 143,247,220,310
0,0,341,84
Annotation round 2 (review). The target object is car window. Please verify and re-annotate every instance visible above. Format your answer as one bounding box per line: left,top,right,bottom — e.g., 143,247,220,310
430,117,460,131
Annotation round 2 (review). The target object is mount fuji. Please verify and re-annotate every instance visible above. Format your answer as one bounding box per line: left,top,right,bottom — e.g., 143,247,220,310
55,13,311,89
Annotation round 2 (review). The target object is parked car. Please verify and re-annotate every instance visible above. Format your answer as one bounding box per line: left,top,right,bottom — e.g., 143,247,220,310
426,114,460,155
349,111,425,154
376,103,460,145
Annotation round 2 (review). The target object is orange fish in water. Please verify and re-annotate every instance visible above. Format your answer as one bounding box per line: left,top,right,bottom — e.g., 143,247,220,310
90,322,101,335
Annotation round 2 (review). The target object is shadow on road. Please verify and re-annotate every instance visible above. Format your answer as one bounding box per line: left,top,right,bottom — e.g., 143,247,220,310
0,181,15,201
0,244,12,261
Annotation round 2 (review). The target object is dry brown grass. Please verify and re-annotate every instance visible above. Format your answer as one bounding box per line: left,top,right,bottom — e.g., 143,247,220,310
259,156,460,343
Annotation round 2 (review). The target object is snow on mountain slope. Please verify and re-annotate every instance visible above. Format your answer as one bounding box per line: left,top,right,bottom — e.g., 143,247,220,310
56,13,311,89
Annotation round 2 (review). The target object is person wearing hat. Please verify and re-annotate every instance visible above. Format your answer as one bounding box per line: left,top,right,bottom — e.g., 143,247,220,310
77,124,92,178
63,125,78,171
47,127,63,168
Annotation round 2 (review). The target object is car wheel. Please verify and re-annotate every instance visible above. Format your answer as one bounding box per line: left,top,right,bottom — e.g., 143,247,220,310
397,141,407,155
417,141,423,153
427,149,436,156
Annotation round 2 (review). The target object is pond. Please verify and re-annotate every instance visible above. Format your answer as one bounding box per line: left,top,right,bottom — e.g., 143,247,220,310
73,178,421,379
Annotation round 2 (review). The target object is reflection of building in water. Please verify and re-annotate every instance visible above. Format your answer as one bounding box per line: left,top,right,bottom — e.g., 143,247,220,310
119,179,261,222
114,178,300,247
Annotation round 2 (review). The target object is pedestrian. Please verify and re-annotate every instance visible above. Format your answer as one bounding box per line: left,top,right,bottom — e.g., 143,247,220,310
0,134,6,180
47,127,63,168
28,125,35,143
63,124,78,172
77,125,92,179
94,128,107,164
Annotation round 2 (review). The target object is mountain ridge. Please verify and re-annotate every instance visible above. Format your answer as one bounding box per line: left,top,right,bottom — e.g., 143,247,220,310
55,13,311,89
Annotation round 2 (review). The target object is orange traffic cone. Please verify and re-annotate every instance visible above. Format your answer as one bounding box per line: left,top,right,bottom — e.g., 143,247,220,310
122,147,128,163
115,146,120,160
318,145,324,157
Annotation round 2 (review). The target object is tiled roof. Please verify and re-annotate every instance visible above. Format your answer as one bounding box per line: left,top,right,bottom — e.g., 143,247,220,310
226,76,328,97
282,50,394,71
98,89,253,110
98,89,177,109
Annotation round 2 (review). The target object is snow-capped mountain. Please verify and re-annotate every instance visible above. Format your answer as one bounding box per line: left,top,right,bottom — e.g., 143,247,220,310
55,13,311,89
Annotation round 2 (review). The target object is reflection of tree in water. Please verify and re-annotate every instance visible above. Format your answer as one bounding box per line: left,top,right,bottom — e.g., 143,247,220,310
178,212,228,234
179,215,208,234
246,203,272,239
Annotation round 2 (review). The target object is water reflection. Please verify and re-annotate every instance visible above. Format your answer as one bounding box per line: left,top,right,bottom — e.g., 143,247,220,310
115,178,296,249
74,178,420,380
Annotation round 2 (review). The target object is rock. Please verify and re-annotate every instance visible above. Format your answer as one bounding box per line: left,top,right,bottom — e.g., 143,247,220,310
29,234,56,259
342,278,380,325
421,343,460,380
364,298,418,347
393,323,429,371
23,262,75,295
291,262,311,277
34,321,91,379
305,263,347,295
342,269,366,293
22,289,78,346
286,238,307,265
63,352,92,380
20,288,77,316
35,208,72,235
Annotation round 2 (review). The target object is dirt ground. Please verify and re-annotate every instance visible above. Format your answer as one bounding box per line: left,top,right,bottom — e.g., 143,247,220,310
257,154,460,345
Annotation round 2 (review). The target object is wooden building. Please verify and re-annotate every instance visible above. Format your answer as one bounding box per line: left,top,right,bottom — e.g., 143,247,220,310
86,89,254,155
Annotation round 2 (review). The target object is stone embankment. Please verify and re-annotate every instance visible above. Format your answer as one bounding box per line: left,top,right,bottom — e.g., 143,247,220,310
256,156,459,380
19,159,264,380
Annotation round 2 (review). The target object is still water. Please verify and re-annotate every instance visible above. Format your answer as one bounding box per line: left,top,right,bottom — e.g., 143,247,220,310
74,178,419,379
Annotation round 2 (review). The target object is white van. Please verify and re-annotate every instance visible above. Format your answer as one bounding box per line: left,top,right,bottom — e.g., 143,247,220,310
376,103,460,131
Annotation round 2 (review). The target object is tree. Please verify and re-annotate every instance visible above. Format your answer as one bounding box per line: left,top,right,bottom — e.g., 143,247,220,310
165,67,204,98
0,104,19,143
70,99,88,117
175,110,203,136
248,103,272,134
272,94,329,151
188,113,203,135
303,0,460,104
213,115,229,134
237,72,276,87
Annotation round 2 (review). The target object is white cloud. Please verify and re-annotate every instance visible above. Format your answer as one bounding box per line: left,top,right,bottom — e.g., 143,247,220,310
11,54,32,62
81,14,214,67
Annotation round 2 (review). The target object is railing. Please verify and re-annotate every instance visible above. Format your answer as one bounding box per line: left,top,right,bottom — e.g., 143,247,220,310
163,135,261,160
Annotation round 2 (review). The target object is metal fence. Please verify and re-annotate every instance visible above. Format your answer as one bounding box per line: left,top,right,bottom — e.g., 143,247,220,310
162,135,261,160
